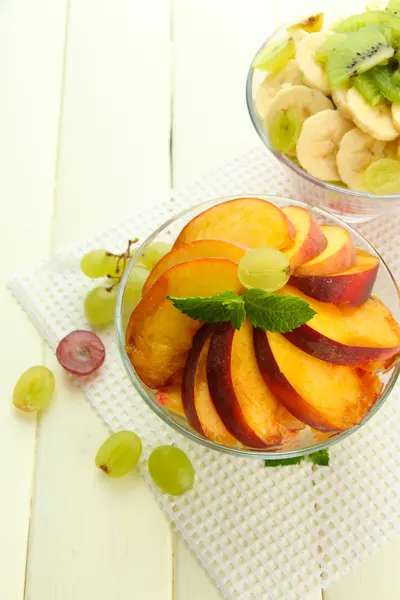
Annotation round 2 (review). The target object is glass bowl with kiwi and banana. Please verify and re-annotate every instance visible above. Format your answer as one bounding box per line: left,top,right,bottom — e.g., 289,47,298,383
246,4,400,223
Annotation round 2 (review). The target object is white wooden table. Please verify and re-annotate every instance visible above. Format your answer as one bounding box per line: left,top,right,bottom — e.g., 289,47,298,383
2,1,400,598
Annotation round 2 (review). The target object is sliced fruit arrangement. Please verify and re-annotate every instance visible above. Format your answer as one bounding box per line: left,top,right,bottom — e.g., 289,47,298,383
253,6,400,193
125,197,400,449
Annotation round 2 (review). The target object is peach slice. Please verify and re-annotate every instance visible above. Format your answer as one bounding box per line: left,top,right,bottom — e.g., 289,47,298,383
254,330,381,431
290,250,379,305
143,239,246,295
155,382,185,417
174,198,295,250
293,225,356,277
126,258,242,388
282,206,327,269
281,285,400,368
207,320,293,447
182,325,239,445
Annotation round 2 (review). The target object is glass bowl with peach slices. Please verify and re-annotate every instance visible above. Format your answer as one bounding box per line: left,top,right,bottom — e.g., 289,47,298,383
246,6,400,223
115,195,400,460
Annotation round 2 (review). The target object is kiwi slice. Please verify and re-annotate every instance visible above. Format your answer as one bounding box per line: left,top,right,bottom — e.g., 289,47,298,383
354,71,383,104
371,64,400,99
326,25,394,88
315,33,347,62
252,37,295,72
334,10,400,34
364,157,400,193
387,0,400,15
267,106,302,153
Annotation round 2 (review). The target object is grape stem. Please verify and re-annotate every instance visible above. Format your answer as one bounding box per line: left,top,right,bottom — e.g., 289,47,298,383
105,238,139,290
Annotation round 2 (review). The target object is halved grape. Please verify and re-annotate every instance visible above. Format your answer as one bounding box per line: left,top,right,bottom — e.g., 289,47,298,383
364,157,400,193
13,366,55,412
56,330,105,375
371,64,400,100
80,249,110,278
95,431,142,478
140,242,172,271
148,446,195,496
84,286,118,325
267,106,301,153
354,71,383,105
252,37,295,72
238,247,291,292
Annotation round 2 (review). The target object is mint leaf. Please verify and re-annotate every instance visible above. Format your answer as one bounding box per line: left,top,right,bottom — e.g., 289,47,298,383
167,291,246,330
308,449,330,466
264,456,305,467
244,289,317,333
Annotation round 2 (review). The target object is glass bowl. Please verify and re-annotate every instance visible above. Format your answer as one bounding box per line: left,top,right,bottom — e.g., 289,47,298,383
115,195,400,460
246,23,400,224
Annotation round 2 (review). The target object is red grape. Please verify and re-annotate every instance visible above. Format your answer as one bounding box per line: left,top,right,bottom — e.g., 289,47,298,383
56,330,105,375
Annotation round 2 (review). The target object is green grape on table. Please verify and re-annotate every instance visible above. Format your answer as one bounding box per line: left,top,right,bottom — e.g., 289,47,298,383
140,242,172,271
148,445,195,496
80,249,111,278
13,366,55,412
364,157,400,194
238,247,291,292
84,286,118,325
95,431,142,478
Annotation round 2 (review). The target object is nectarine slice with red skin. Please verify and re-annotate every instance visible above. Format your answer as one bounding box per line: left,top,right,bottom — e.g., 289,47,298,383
280,285,400,368
174,198,294,251
293,225,356,277
282,206,327,269
182,325,238,445
290,250,379,305
254,330,381,431
126,258,242,388
143,239,246,295
207,320,290,447
156,383,185,417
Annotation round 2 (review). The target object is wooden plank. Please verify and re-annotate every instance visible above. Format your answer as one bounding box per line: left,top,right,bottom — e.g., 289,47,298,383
0,1,67,598
25,1,173,599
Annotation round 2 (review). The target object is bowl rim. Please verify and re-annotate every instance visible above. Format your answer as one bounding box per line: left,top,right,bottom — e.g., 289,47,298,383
115,194,400,460
245,26,400,203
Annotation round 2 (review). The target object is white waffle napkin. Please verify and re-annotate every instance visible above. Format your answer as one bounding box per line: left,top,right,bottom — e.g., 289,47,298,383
9,145,400,600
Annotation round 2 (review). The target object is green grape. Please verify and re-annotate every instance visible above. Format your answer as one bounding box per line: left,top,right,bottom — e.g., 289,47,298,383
124,265,149,306
238,247,291,292
268,106,301,153
84,286,118,325
252,37,295,72
80,249,111,278
13,366,55,412
106,255,126,278
140,242,172,270
148,445,195,496
364,157,400,194
95,431,142,478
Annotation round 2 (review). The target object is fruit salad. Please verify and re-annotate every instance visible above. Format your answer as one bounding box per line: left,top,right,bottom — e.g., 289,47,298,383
124,197,400,450
253,3,400,194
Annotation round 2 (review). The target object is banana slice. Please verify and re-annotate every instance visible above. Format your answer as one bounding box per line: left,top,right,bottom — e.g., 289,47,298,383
255,60,304,119
336,128,386,191
296,110,353,181
391,102,400,133
296,32,333,96
385,138,400,159
332,84,353,120
346,87,399,141
291,29,309,48
265,85,333,136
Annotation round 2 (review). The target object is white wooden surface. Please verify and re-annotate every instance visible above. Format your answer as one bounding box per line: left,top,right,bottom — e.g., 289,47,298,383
2,1,400,599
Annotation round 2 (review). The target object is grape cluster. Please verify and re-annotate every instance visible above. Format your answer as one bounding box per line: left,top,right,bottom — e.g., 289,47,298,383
81,241,171,326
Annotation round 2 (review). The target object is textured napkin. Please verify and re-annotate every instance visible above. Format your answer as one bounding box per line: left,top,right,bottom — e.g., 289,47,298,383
9,145,400,600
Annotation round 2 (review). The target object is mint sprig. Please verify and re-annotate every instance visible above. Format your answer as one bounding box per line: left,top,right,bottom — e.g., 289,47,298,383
264,449,330,468
167,291,246,330
167,289,316,333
